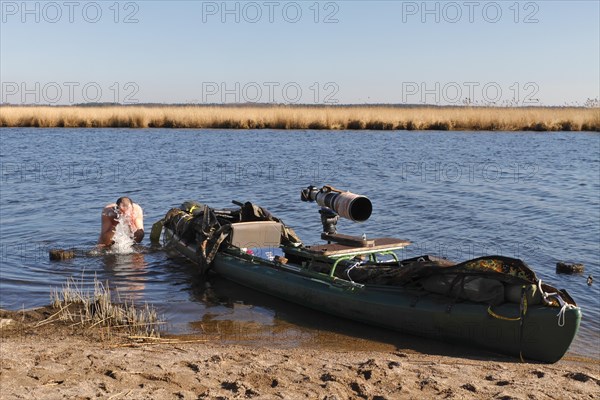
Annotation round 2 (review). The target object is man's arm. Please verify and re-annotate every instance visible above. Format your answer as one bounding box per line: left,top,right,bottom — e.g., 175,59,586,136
99,209,116,245
133,204,144,243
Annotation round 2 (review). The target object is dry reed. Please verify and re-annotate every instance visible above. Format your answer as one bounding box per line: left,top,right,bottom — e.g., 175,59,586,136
48,275,162,337
0,105,598,131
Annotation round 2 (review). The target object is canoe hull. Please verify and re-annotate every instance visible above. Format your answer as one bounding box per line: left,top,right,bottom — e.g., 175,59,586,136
166,229,581,363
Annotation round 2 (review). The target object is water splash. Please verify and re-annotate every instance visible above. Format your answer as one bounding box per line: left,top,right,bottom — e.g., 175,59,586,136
110,212,135,254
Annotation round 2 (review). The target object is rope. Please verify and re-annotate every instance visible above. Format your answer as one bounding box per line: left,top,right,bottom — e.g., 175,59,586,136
537,279,576,327
557,303,570,327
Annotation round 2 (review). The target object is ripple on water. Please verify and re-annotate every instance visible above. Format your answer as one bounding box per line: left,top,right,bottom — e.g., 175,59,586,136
0,128,598,359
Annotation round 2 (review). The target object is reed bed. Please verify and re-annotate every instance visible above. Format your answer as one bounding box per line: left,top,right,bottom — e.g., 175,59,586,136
0,105,598,131
47,275,162,337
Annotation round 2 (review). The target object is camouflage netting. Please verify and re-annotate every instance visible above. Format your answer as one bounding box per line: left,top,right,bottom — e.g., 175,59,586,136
328,254,575,306
161,201,301,273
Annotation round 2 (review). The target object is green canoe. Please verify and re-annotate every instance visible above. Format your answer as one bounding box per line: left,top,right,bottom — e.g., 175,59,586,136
156,199,581,363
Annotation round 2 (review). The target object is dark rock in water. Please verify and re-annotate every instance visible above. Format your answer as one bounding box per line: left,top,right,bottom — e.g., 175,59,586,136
556,262,584,274
49,249,75,261
587,275,593,286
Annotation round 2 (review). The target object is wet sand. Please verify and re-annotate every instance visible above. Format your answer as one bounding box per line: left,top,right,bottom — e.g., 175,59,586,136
1,307,598,399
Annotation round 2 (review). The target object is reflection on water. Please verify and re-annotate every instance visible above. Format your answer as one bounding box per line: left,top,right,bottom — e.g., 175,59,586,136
181,276,510,358
102,252,147,301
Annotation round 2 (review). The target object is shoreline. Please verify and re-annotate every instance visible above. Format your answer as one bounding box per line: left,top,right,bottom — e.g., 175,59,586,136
1,307,598,399
1,105,599,131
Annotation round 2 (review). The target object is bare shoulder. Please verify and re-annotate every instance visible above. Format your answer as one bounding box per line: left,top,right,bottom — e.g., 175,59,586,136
133,203,143,215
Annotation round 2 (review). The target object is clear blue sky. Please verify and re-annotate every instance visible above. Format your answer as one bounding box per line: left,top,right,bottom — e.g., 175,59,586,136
1,0,598,105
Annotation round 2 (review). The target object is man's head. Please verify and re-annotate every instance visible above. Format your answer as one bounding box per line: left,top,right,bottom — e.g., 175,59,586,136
116,197,133,214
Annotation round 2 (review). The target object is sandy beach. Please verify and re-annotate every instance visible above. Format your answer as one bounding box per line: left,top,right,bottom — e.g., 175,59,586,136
1,307,598,400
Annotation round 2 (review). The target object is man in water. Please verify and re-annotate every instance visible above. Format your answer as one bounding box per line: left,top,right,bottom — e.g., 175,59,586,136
98,197,144,246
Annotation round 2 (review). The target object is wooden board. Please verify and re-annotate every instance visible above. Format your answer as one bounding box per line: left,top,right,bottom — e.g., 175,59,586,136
285,237,411,259
320,233,375,247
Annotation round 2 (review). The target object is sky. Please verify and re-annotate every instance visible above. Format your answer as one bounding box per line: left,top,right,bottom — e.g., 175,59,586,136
0,0,599,106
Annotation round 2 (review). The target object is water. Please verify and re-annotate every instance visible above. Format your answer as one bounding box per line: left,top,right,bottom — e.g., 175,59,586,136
1,128,598,358
111,211,136,254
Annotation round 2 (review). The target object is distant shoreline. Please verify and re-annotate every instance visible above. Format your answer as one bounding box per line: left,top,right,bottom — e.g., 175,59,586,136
1,105,598,131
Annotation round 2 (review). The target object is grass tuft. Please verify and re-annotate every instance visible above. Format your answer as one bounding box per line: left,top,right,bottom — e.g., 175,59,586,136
48,275,162,337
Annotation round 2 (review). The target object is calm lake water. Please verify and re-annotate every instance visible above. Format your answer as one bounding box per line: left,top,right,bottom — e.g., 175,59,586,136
1,128,598,359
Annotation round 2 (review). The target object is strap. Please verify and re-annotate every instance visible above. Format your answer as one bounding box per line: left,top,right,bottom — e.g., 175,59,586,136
446,275,466,314
486,285,527,322
518,285,528,362
486,285,528,361
149,219,164,244
487,306,520,321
